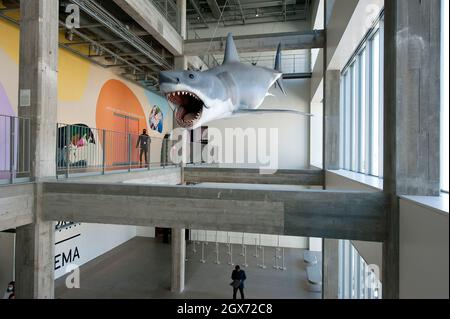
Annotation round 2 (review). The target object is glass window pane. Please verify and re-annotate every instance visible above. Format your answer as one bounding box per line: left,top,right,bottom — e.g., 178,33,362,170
340,19,383,178
371,31,381,177
359,50,367,173
345,73,352,170
350,63,357,171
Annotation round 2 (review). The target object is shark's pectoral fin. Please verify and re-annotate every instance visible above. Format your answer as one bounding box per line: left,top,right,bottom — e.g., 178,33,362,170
233,109,313,117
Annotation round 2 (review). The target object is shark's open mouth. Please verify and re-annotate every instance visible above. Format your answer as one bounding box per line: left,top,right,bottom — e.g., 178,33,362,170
166,91,204,128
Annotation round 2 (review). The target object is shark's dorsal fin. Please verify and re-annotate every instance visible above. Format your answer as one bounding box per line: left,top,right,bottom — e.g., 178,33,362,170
275,43,282,71
223,33,240,64
273,43,287,96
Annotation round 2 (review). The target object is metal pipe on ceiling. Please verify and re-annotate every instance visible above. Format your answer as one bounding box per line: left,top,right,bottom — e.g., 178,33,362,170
69,0,171,70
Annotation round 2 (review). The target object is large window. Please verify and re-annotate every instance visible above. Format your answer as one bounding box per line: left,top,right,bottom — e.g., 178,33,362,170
338,240,382,299
441,0,449,193
340,18,384,178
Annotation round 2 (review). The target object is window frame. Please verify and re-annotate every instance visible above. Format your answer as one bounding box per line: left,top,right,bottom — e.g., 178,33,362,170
340,11,384,178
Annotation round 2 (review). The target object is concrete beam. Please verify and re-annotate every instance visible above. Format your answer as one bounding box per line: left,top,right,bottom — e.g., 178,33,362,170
113,0,183,56
0,184,34,232
206,0,221,19
42,182,387,241
184,167,324,186
184,30,325,55
58,167,182,185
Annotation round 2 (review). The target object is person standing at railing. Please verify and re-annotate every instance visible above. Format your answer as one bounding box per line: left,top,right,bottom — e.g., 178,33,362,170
136,129,151,167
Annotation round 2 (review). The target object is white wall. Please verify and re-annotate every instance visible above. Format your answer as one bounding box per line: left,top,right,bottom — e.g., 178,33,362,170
0,232,14,294
399,199,449,299
136,226,156,238
309,237,323,252
207,79,311,170
190,230,308,249
310,102,323,168
54,223,137,279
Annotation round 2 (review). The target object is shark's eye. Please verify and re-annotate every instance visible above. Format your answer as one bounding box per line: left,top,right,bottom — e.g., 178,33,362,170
189,74,195,79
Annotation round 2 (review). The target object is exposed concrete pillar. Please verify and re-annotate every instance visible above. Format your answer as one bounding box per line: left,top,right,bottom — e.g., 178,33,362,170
177,0,187,40
323,239,339,299
174,56,188,70
324,70,340,170
171,228,186,293
15,0,59,299
383,0,441,299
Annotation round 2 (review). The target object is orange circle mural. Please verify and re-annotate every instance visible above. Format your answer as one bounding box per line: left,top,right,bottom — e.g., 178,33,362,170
96,79,148,168
96,79,147,134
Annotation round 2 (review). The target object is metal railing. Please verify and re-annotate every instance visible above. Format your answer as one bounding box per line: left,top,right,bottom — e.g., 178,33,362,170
56,123,190,178
0,115,31,184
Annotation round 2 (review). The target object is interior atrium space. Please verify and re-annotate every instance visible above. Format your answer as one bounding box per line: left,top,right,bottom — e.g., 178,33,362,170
0,0,448,308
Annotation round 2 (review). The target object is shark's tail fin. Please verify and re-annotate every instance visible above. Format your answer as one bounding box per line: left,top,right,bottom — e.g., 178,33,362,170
274,43,287,96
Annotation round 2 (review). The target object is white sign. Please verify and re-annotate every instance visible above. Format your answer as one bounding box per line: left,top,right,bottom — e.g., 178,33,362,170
19,89,31,107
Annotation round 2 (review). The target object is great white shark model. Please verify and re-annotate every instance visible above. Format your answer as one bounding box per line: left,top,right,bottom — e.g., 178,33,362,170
159,33,312,129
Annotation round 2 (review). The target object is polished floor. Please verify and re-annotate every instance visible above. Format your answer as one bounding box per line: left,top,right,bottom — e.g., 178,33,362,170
55,237,322,299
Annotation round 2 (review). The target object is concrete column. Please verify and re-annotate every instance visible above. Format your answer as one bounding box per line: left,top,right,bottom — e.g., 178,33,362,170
324,70,341,170
171,228,186,293
383,0,441,299
323,239,339,299
174,56,188,70
177,0,187,40
15,0,59,299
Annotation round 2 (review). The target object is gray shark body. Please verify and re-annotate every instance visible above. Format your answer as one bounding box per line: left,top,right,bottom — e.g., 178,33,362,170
159,33,310,129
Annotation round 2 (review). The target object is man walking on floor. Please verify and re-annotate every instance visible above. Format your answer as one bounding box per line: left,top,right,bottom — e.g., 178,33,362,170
230,265,246,299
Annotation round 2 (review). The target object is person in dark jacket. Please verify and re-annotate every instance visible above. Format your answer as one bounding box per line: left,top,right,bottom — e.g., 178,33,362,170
136,129,150,166
231,265,246,299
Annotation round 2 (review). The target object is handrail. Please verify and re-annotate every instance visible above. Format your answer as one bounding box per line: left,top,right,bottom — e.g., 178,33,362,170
56,123,206,179
0,114,31,185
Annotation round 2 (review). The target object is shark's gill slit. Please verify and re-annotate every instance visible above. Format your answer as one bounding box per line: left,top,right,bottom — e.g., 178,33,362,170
167,91,204,128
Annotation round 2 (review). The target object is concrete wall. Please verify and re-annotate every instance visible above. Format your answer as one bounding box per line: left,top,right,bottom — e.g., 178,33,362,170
0,232,15,294
399,198,449,299
207,79,311,170
310,102,323,168
325,171,383,279
191,21,311,39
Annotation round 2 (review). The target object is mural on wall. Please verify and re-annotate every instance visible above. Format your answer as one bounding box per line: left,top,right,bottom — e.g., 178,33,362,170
1,16,173,279
57,124,96,169
96,79,147,167
149,105,164,133
145,89,172,135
